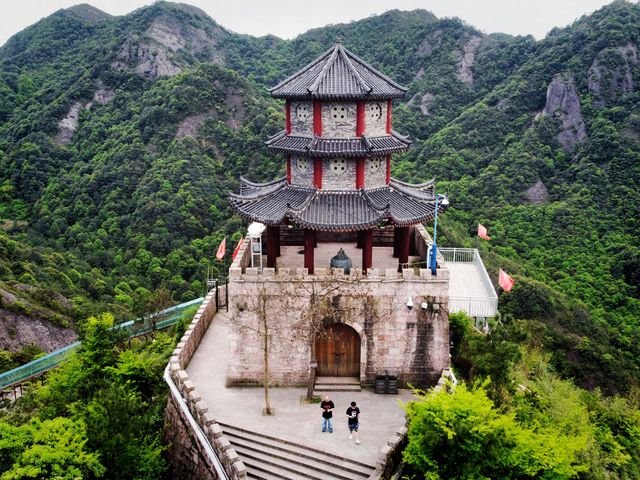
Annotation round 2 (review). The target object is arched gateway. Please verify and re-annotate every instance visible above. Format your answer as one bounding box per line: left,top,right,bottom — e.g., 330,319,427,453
316,323,360,377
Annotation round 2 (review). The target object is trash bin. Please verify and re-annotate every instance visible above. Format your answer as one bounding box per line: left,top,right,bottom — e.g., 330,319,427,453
374,371,398,394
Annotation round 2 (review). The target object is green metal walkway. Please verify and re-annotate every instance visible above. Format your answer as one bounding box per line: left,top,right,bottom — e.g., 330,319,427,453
0,297,204,391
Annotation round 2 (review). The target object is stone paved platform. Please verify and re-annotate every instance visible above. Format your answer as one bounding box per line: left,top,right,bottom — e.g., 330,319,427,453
187,312,416,465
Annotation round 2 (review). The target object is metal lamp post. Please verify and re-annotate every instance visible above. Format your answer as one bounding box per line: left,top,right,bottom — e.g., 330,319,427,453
429,194,449,275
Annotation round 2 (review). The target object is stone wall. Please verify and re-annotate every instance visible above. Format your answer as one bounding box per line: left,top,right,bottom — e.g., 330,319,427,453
322,157,356,190
227,228,450,388
322,102,356,138
365,157,387,188
164,288,248,480
290,101,313,135
291,156,313,187
365,101,388,136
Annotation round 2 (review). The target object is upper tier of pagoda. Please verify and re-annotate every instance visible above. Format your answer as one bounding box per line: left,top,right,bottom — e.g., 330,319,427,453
228,42,443,234
269,43,407,100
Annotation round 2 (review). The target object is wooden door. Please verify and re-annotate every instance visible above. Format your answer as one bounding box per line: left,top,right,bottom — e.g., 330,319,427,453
316,323,360,377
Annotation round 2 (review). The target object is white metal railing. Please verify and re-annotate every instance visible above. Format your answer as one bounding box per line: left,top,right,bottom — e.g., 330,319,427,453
448,296,498,318
438,247,498,318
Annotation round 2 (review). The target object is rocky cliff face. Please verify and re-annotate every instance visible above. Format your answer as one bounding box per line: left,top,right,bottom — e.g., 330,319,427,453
456,36,482,85
588,43,638,106
111,9,228,79
0,286,77,353
539,74,587,151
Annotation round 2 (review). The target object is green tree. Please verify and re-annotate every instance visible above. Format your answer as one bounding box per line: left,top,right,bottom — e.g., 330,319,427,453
0,417,104,480
403,383,587,479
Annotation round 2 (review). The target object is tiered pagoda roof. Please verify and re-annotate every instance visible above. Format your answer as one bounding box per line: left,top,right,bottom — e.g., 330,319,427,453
266,130,411,157
270,43,407,100
230,178,440,232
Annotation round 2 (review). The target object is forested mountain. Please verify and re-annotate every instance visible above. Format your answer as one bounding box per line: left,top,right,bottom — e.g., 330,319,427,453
0,1,638,393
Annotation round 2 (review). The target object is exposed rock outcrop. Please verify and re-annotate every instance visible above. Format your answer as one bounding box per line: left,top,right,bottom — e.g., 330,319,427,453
55,102,86,145
93,81,115,105
0,287,77,353
408,92,435,115
456,36,482,85
539,74,586,151
523,180,550,204
176,112,211,139
588,43,638,106
416,29,442,58
111,11,227,80
0,312,77,353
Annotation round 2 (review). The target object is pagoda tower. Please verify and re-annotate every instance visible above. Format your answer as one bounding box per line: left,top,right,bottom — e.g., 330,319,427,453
226,44,451,388
230,43,441,273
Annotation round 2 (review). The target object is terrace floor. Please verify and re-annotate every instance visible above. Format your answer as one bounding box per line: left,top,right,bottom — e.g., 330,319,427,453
187,313,416,466
275,243,422,271
447,262,490,299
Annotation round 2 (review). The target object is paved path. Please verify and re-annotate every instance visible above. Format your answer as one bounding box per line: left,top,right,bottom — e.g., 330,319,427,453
187,312,416,466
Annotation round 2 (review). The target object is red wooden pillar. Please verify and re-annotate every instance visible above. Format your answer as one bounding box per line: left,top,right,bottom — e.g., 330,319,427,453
313,158,323,189
356,158,365,189
386,99,392,134
313,100,322,135
286,155,292,184
266,226,278,268
362,230,373,272
304,229,315,274
285,100,292,134
356,101,365,136
275,225,281,257
392,226,400,258
385,154,391,185
397,226,410,272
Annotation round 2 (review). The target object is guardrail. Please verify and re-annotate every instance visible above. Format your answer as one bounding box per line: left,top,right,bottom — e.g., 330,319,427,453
439,247,498,318
0,297,204,391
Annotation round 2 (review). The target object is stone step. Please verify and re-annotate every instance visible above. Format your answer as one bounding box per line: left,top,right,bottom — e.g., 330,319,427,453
219,422,375,480
234,444,362,480
315,376,360,385
229,435,372,479
314,384,362,392
245,460,311,480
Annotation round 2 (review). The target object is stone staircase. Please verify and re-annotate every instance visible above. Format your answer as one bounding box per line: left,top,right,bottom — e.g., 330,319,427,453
313,376,361,395
219,422,376,480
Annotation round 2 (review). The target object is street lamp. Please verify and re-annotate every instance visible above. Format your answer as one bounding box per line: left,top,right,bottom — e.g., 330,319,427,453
429,194,449,275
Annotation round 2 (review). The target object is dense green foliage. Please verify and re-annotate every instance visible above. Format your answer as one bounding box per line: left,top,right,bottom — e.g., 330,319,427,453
1,314,176,478
403,313,640,479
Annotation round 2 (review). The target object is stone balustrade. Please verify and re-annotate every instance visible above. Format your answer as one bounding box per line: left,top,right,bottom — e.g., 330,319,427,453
164,288,247,480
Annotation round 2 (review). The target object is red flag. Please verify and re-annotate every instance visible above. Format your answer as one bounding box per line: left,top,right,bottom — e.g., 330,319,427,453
478,224,490,240
498,269,515,292
215,237,226,261
232,237,244,261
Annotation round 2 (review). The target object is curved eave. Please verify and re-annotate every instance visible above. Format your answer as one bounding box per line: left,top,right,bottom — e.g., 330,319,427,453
265,131,412,157
270,92,406,101
228,181,444,232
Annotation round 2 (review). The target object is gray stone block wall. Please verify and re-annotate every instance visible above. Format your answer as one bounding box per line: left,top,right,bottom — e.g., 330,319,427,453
322,102,356,138
291,101,313,136
291,156,314,187
322,157,356,190
226,271,450,388
365,157,387,188
364,101,388,136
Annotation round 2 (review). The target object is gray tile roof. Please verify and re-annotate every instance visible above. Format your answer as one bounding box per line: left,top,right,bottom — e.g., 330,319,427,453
229,178,441,231
270,44,407,100
265,130,411,157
